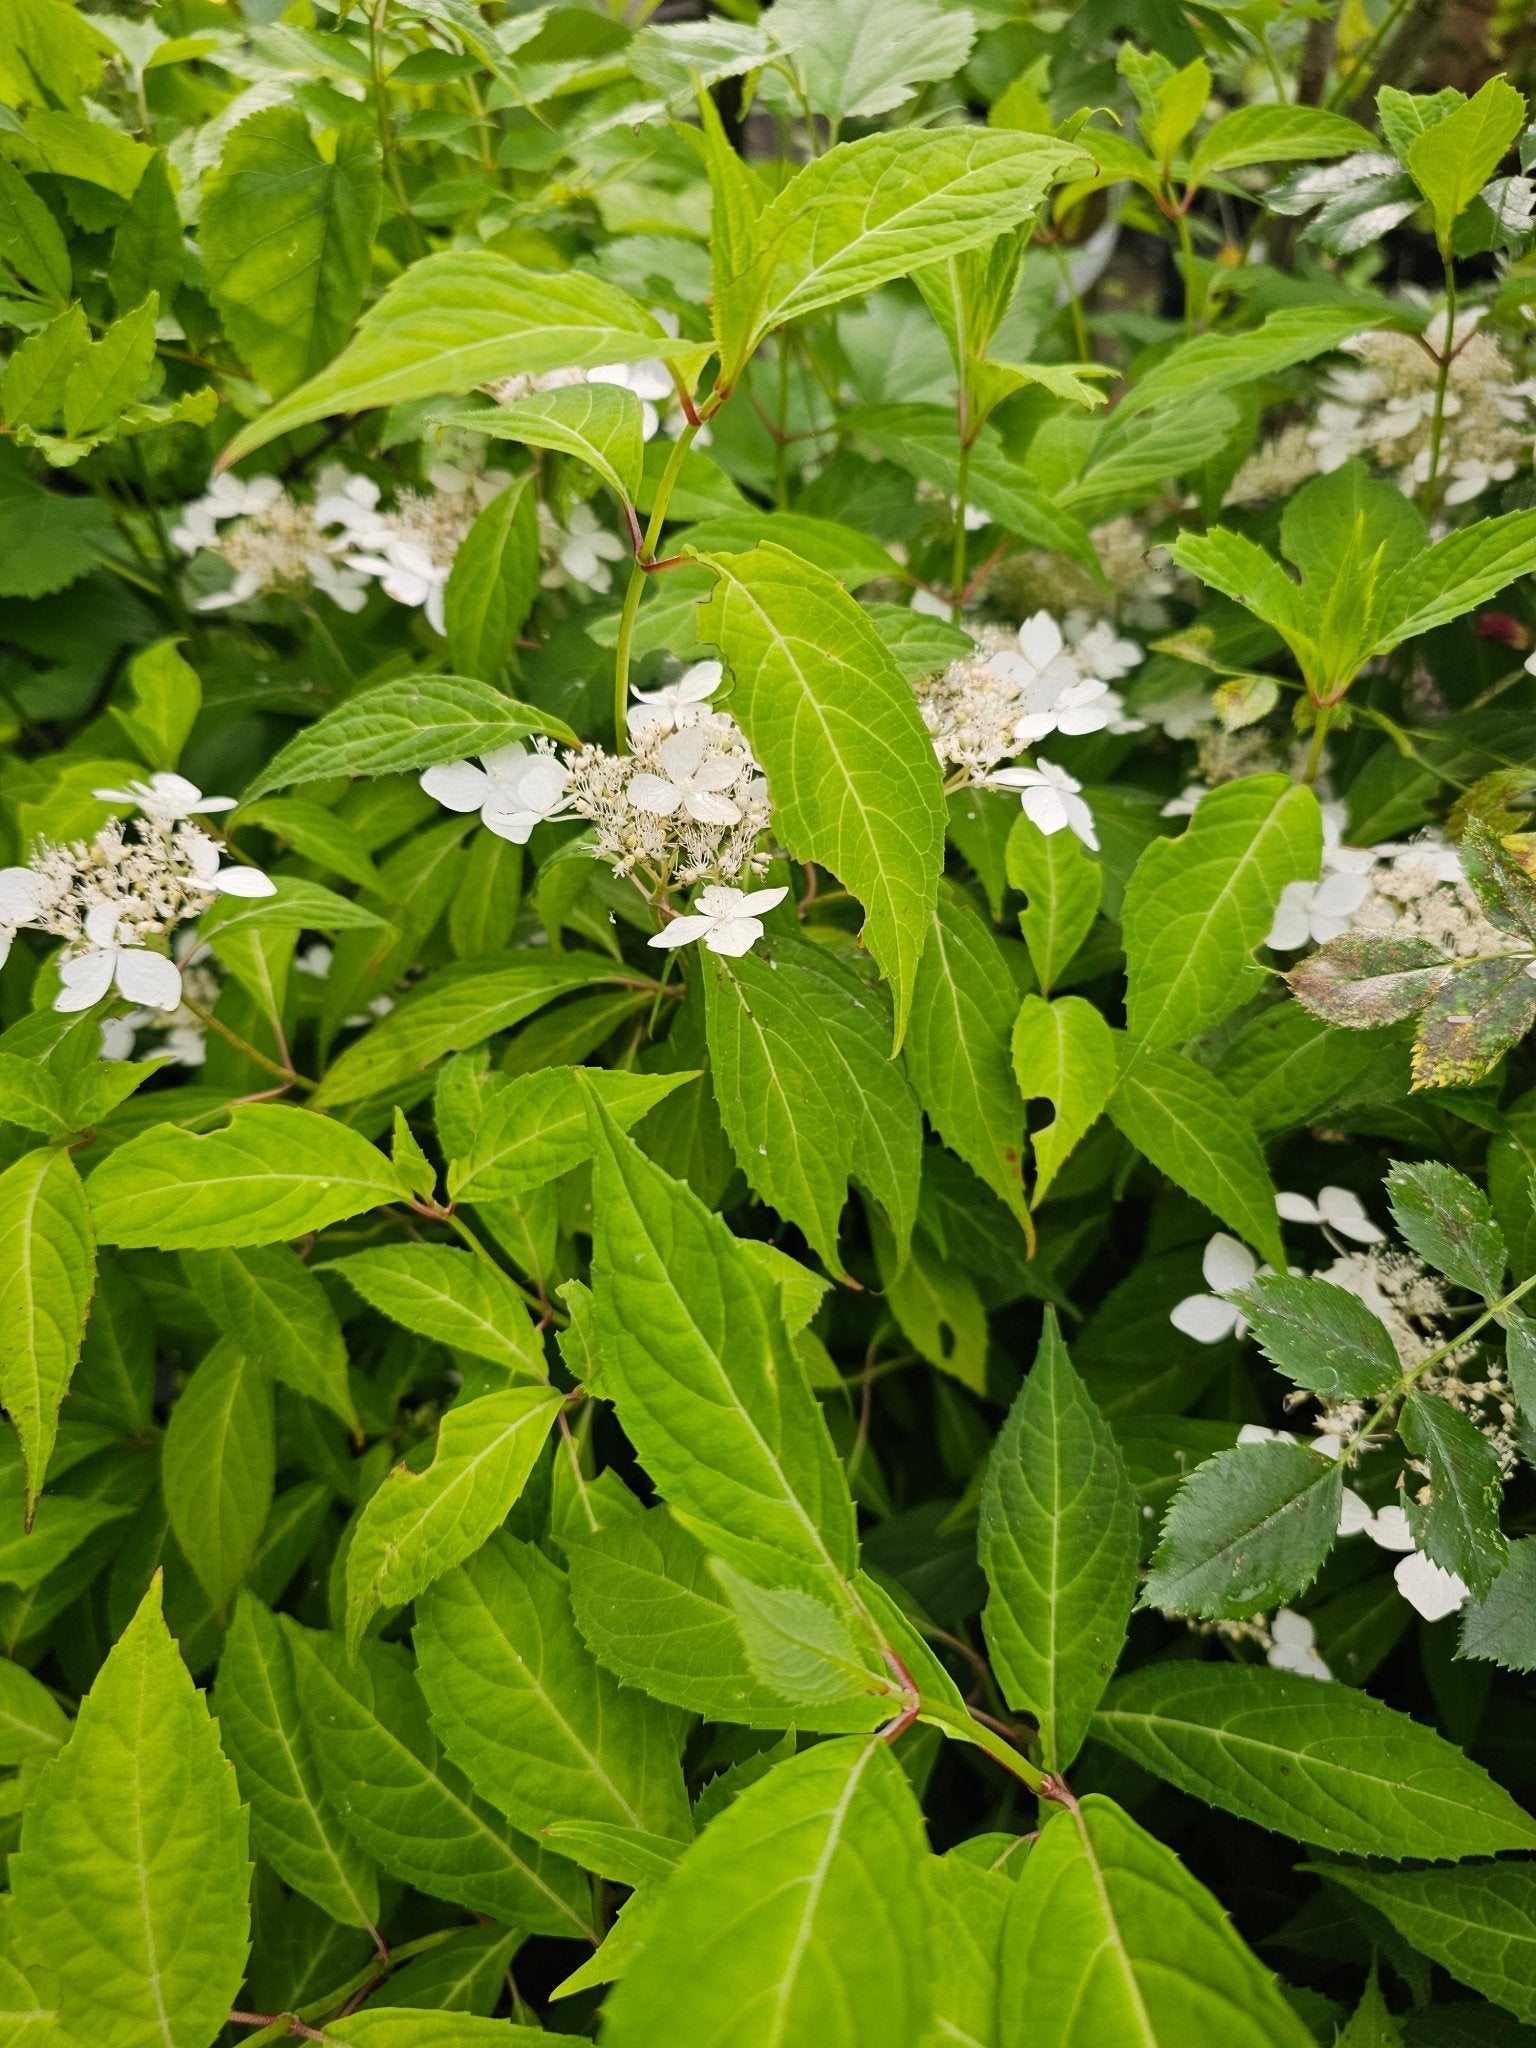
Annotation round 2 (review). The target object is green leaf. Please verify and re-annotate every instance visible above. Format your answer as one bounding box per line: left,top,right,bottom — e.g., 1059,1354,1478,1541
215,1592,381,1931
1,305,87,433
0,1658,68,1765
11,1576,250,2048
1142,1439,1343,1620
1116,307,1396,421
713,1563,902,1711
88,1103,401,1249
582,1079,859,1597
0,453,113,595
225,797,381,891
1012,993,1118,1207
1316,1864,1536,2024
701,934,921,1273
1236,1274,1403,1401
714,128,1081,375
444,383,646,505
222,252,691,464
162,1336,275,1611
765,0,976,122
980,1312,1138,1772
447,1064,691,1206
0,1147,94,1517
1109,1045,1286,1270
999,1794,1314,2048
183,1244,359,1432
1459,1540,1536,1673
332,1245,546,1380
0,163,69,302
871,1209,989,1393
346,1387,561,1651
1123,775,1321,1052
108,637,200,770
443,476,540,682
1007,810,1101,995
1376,509,1536,646
1400,1392,1507,1598
245,675,574,801
603,1739,934,2048
286,1622,595,1939
1404,76,1527,245
202,109,380,398
1386,1160,1507,1298
1190,105,1375,183
567,1509,886,1732
61,294,157,440
414,1533,691,1840
697,545,945,1047
107,151,182,316
1094,1663,1536,1860
327,2013,571,2047
676,512,898,589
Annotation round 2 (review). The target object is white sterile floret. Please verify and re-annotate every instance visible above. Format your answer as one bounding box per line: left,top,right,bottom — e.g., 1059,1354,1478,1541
649,884,788,959
0,866,52,966
629,659,722,737
586,359,675,440
986,760,1098,849
92,772,238,823
1170,1233,1259,1343
55,900,185,1014
1393,1550,1470,1622
179,826,278,900
627,725,745,825
169,471,284,553
420,743,572,844
539,502,628,594
1267,1609,1333,1681
1274,1185,1384,1244
1266,803,1378,950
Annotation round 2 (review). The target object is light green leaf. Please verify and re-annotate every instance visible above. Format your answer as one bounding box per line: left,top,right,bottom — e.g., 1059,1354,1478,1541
444,382,646,505
286,1622,595,1939
1007,810,1101,996
1059,395,1243,515
61,294,157,440
603,1739,934,2048
215,1593,381,1931
232,797,381,891
1404,75,1527,245
415,1533,691,1840
202,108,380,398
222,252,692,464
676,512,898,588
1142,1439,1343,1620
583,1080,859,1597
312,955,622,1110
1109,1045,1286,1269
1012,994,1117,1208
1190,105,1375,183
980,1312,1137,1772
1236,1274,1403,1401
906,885,1029,1230
346,1387,561,1651
697,544,945,1048
0,163,70,302
182,1243,359,1431
0,1658,68,1765
702,934,921,1274
332,1245,546,1380
244,675,574,801
1094,1663,1536,1860
999,1794,1313,2048
1115,307,1396,421
1123,775,1321,1052
1459,1540,1536,1673
0,1147,94,1516
448,1064,691,1206
1145,57,1210,167
162,1336,274,1611
713,1562,903,1712
765,0,976,122
107,637,200,770
88,1103,401,1249
1,306,87,434
107,152,182,316
1316,1864,1536,2024
11,1577,250,2048
327,2016,573,2048
443,476,540,682
1376,508,1536,646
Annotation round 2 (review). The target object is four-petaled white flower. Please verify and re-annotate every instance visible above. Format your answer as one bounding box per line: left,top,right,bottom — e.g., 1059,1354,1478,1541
1267,869,1373,950
986,612,1114,745
648,884,788,958
343,538,449,633
630,660,723,737
628,726,745,825
540,502,628,594
985,760,1098,849
1337,1491,1470,1620
181,827,277,900
420,744,572,844
55,901,185,1014
1275,1184,1384,1244
1267,1609,1333,1681
92,773,238,824
1170,1234,1261,1343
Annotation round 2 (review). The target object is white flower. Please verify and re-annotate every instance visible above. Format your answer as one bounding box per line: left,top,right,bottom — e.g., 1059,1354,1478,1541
1267,870,1373,950
344,537,449,633
0,866,50,965
1238,1423,1298,1445
1395,1551,1469,1621
92,772,238,824
1440,455,1516,505
1066,612,1143,682
648,884,788,959
630,660,722,737
55,901,184,1014
169,472,283,553
180,827,277,900
420,744,572,844
1161,784,1207,819
986,612,1113,745
540,502,628,594
985,760,1098,849
1274,1185,1384,1245
1170,1234,1259,1343
312,470,385,540
587,359,674,441
628,726,745,825
909,587,952,619
1267,1609,1333,1681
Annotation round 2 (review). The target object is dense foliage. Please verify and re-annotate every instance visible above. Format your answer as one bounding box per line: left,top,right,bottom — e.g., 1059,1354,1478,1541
5,0,1536,2040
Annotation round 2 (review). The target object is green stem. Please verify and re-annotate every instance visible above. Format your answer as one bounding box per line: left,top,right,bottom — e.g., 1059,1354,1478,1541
1302,701,1333,785
1174,206,1199,336
1051,240,1092,362
1352,1268,1536,1454
371,0,424,256
611,420,701,747
181,996,314,1090
951,436,973,625
1422,259,1457,506
1327,0,1416,109
440,1206,560,1324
